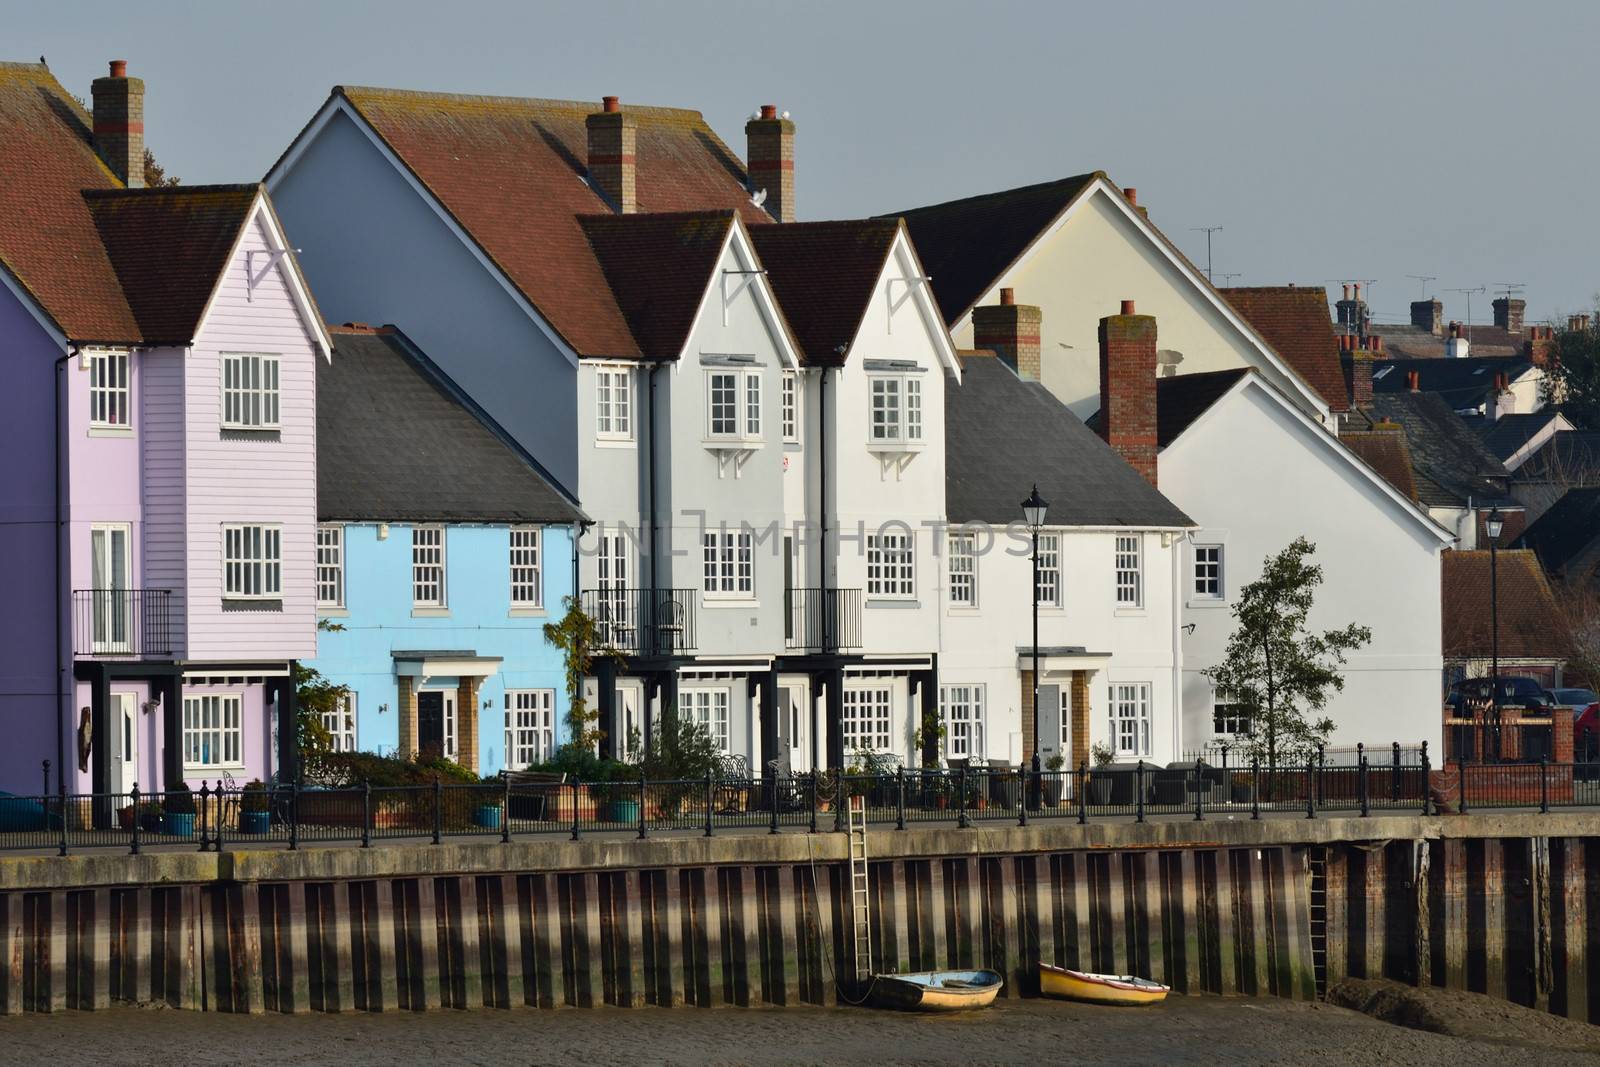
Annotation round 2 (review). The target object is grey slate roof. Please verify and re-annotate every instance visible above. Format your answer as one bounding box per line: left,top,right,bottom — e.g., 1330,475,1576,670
319,327,584,524
1467,411,1563,463
1372,355,1535,411
945,353,1193,528
1517,487,1600,580
1362,393,1516,508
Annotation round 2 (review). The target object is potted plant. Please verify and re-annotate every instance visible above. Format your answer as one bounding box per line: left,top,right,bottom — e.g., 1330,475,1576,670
162,784,196,837
473,786,505,830
135,799,163,834
239,780,271,834
1042,753,1066,807
1089,743,1116,806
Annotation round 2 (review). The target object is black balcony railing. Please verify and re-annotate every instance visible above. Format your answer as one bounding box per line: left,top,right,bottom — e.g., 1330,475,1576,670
580,588,698,656
72,588,174,658
784,587,862,652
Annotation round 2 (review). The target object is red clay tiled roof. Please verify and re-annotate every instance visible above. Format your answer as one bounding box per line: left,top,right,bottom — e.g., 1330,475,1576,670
334,87,772,359
579,211,737,359
1442,549,1566,661
750,219,902,365
1339,424,1419,501
1220,286,1348,411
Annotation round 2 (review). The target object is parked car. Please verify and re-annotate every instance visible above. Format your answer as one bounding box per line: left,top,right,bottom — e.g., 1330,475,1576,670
1547,688,1599,718
1446,676,1556,716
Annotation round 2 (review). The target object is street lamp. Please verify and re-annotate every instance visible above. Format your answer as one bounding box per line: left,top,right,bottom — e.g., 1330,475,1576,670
1022,485,1048,808
1485,507,1504,762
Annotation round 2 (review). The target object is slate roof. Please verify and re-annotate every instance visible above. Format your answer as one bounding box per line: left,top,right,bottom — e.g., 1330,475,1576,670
579,211,738,358
1442,550,1566,661
319,326,583,524
320,87,771,359
1154,368,1249,447
0,62,267,344
1338,425,1419,501
1362,393,1516,508
1371,355,1536,410
1219,286,1348,411
945,352,1192,528
1469,411,1563,463
1513,430,1600,483
750,219,903,365
882,174,1099,325
1518,487,1600,580
1371,322,1528,360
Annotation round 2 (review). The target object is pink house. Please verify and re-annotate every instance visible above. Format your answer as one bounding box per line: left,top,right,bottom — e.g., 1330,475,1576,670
0,60,329,801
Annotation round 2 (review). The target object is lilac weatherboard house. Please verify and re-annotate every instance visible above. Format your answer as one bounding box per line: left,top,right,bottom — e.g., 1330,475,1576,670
0,60,330,802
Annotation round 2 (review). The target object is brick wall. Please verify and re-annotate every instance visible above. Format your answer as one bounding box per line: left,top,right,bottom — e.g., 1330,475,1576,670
1098,304,1159,486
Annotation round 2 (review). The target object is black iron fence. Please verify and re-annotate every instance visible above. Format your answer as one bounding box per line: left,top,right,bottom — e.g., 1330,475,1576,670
71,588,174,658
3,749,1596,855
783,587,862,651
579,587,697,656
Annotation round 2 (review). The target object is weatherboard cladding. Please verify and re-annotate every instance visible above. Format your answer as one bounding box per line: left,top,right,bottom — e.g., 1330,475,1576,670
945,352,1191,527
749,220,901,364
318,328,582,524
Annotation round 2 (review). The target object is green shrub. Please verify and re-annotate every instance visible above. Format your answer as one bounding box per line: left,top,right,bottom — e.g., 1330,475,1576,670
241,779,270,813
315,751,479,788
163,784,196,815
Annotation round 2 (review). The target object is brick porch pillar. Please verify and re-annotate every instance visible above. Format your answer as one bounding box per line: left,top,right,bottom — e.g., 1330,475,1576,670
1070,670,1091,771
397,676,418,758
1020,670,1035,762
456,677,481,772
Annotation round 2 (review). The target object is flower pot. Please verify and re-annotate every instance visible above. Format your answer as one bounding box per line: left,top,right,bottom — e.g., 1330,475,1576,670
603,799,640,825
162,812,195,837
117,806,135,831
1089,779,1113,806
138,812,163,834
239,810,270,835
1042,778,1064,807
473,804,503,830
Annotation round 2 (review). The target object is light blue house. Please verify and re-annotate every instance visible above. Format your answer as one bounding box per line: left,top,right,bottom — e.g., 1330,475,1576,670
308,325,585,776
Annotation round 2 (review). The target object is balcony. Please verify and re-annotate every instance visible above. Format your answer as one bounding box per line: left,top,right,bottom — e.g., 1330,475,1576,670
580,588,698,657
72,589,175,659
784,587,862,652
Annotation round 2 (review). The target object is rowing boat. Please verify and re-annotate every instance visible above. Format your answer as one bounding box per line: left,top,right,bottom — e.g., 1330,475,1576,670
1038,964,1168,1006
871,969,1004,1012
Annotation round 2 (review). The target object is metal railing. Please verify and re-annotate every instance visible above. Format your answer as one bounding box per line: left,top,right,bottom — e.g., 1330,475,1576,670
5,746,1597,856
783,587,862,651
71,588,174,658
579,587,697,656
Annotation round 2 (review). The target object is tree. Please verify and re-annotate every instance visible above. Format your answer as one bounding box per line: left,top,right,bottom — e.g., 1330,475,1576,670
142,148,180,188
1203,538,1372,766
544,597,604,751
1543,310,1600,430
294,618,349,779
1553,580,1600,689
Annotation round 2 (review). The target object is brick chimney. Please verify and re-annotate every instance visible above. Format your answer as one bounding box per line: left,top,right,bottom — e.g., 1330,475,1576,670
1341,334,1375,408
1569,314,1592,333
1098,300,1158,486
972,288,1042,382
586,96,636,213
1492,296,1526,333
1410,298,1442,336
91,59,144,188
745,104,795,223
1335,283,1369,334
1446,321,1470,359
1526,324,1554,366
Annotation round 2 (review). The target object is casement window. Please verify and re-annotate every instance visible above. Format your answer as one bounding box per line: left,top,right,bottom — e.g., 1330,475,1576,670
1035,533,1062,607
510,526,543,608
842,686,893,753
183,694,243,769
1193,544,1223,599
1108,682,1152,758
316,525,344,608
88,349,130,427
89,523,132,652
866,532,915,599
322,693,357,753
412,525,446,608
868,375,924,444
940,685,985,760
505,689,555,770
1212,699,1252,737
221,353,280,430
223,524,281,600
681,687,731,754
947,532,977,606
702,529,754,598
707,369,761,439
595,366,633,440
1115,534,1143,608
595,532,630,639
781,370,799,442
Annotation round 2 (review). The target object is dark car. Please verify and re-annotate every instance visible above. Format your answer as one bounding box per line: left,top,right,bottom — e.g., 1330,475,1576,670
1446,676,1555,716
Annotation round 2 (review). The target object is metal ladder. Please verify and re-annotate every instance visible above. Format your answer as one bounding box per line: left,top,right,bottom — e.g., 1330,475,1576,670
1307,847,1329,999
848,795,872,982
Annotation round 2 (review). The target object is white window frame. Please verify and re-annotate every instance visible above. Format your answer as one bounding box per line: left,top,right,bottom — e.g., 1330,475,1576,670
1193,544,1223,600
1212,698,1252,738
220,352,281,430
706,368,762,441
842,685,893,754
412,525,446,608
222,523,282,600
940,684,985,761
595,365,634,441
88,349,130,428
947,531,977,607
1108,682,1152,758
702,528,754,599
781,370,799,442
505,689,556,770
509,526,543,609
1115,534,1143,608
867,374,925,445
316,524,344,608
183,693,244,770
680,687,731,754
1036,532,1062,608
322,693,358,753
89,522,133,653
866,532,915,600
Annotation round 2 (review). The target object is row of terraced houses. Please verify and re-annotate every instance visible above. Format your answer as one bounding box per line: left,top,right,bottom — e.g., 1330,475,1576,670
0,59,1464,800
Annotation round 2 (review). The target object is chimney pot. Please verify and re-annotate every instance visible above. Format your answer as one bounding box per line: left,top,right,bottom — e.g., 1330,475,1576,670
760,104,777,120
1353,282,1362,298
602,95,619,113
999,288,1015,306
1120,299,1136,316
108,59,126,78
1123,186,1138,206
1407,370,1420,391
1099,309,1159,487
1343,284,1351,300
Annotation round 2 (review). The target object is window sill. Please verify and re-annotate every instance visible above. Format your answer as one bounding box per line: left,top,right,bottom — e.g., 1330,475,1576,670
508,606,547,618
223,599,282,612
946,606,981,615
1185,598,1229,610
411,607,451,618
185,764,248,776
866,440,926,453
317,607,350,618
594,437,636,449
220,428,281,442
702,598,759,609
702,438,764,449
88,425,133,438
1113,608,1147,618
866,598,920,609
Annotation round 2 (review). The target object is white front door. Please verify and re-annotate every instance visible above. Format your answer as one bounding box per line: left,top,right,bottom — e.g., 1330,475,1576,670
782,682,810,773
112,692,139,795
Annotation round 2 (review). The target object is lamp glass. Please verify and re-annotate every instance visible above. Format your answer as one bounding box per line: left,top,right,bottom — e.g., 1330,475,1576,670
1485,512,1504,540
1021,485,1049,530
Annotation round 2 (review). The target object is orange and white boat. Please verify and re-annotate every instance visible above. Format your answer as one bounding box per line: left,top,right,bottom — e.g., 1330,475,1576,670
1038,963,1169,1006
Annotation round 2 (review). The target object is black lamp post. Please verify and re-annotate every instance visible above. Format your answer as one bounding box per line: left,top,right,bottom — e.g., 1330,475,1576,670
1485,507,1504,762
1022,485,1049,809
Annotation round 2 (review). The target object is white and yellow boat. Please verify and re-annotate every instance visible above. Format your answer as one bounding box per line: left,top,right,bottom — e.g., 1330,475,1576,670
1039,963,1169,1006
871,969,1004,1012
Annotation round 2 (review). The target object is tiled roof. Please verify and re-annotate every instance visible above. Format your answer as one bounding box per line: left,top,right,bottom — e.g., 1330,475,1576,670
1153,368,1249,447
1364,393,1515,508
750,219,902,365
1441,550,1565,661
1469,411,1563,463
882,174,1099,325
319,325,582,524
331,87,771,359
1219,286,1348,411
1339,425,1419,501
579,211,737,359
1370,323,1529,360
1372,355,1535,410
1518,487,1600,581
946,352,1192,528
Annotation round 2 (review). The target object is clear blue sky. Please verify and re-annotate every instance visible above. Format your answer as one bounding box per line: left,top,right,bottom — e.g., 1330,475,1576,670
14,0,1598,325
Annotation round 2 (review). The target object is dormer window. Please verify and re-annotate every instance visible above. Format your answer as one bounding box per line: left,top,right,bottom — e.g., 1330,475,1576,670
868,374,922,444
707,368,761,440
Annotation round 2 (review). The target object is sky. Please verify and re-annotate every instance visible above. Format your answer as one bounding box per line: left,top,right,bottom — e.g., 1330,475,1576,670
12,0,1599,326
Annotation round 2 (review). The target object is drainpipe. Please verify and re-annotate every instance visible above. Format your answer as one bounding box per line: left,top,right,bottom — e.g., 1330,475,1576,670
648,362,662,591
54,347,75,798
818,365,830,649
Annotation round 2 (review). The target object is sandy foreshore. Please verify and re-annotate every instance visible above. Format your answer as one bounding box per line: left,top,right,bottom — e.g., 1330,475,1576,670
3,988,1598,1067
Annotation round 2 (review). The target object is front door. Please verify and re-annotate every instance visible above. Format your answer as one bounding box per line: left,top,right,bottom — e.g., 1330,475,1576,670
418,691,457,761
112,692,138,795
1038,683,1062,765
782,683,810,774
